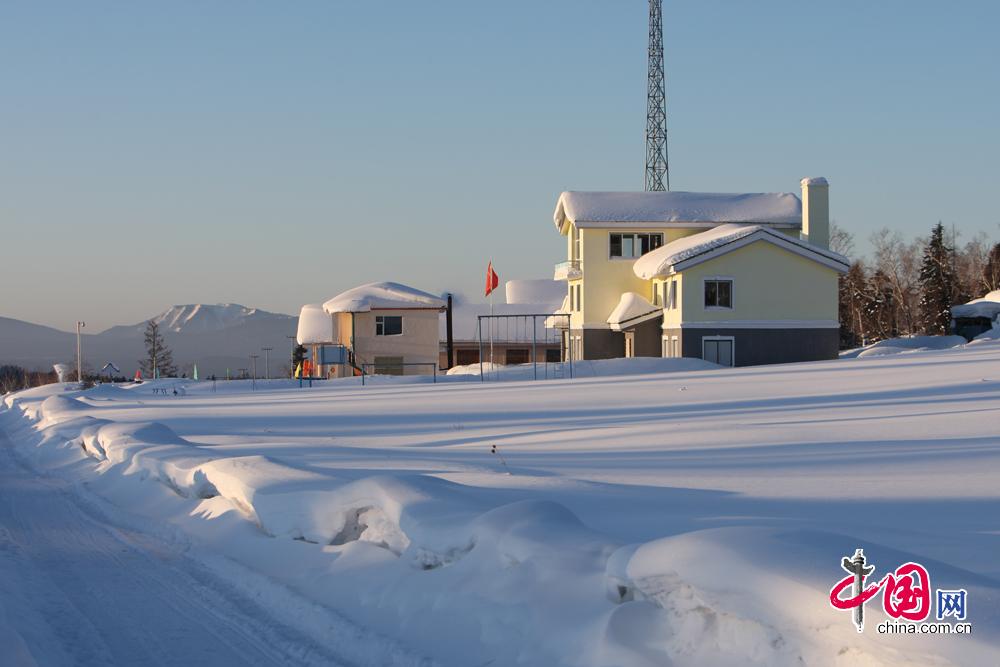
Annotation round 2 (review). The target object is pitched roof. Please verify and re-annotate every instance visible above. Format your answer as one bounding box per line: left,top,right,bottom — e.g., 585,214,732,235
553,191,802,231
322,282,446,314
633,224,850,279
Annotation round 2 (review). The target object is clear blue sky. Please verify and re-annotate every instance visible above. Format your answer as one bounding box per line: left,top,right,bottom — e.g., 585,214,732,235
2,1,998,331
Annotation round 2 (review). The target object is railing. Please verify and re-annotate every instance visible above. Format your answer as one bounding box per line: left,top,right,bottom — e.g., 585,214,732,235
553,259,583,280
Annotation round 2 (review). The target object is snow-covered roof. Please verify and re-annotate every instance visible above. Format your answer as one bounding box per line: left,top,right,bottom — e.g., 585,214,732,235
505,279,566,306
633,224,850,279
951,290,1000,319
607,293,661,331
800,177,829,187
297,304,335,345
322,282,446,314
553,191,802,231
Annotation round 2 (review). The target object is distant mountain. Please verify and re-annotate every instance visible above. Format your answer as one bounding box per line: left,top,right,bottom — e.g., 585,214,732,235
0,304,298,377
101,303,293,337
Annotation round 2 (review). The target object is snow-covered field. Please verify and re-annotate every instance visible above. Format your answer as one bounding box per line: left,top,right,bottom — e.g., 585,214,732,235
2,342,1000,666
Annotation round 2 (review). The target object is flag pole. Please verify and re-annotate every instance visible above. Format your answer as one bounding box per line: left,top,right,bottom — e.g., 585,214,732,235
489,257,494,375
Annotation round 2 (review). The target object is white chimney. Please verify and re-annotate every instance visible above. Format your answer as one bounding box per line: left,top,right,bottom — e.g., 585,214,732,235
800,176,829,249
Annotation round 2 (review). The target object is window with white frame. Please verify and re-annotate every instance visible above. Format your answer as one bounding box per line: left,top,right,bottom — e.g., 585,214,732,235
704,279,733,309
652,283,660,306
668,280,677,309
375,315,403,336
572,226,582,261
609,233,663,259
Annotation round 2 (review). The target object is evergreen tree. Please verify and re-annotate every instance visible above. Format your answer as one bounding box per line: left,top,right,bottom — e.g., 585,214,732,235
984,242,1000,293
292,344,307,375
140,320,177,378
918,223,961,335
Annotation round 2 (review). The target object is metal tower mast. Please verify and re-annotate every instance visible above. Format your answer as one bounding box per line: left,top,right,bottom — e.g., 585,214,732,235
645,0,669,191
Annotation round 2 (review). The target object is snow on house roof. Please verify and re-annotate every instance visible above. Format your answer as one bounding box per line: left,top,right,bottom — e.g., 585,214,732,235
505,279,566,305
951,290,1000,319
607,293,661,331
322,282,446,314
633,224,850,279
297,304,334,345
553,191,802,230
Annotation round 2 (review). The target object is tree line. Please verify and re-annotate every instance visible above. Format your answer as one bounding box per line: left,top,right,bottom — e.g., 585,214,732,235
835,222,1000,348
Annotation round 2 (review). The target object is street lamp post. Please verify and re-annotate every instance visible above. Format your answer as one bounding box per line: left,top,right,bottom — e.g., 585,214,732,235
286,335,296,378
261,347,273,381
249,354,259,391
76,321,85,384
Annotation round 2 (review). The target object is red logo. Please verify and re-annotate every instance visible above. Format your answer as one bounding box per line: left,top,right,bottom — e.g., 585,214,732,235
829,549,932,631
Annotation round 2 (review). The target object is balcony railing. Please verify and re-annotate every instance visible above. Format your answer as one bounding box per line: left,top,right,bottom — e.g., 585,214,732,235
553,259,583,280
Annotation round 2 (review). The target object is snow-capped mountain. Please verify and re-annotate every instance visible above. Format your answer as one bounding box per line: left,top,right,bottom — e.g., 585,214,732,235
1,305,298,376
152,304,283,333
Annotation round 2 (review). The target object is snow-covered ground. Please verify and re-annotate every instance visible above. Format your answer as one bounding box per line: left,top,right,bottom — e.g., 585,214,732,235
2,342,1000,666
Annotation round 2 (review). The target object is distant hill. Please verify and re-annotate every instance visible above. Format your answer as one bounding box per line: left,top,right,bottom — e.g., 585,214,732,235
0,304,298,377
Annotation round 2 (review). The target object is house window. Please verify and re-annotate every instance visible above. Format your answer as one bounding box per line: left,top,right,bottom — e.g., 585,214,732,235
545,348,562,363
506,348,529,365
652,283,660,306
609,233,663,259
574,284,582,312
668,280,677,310
572,226,582,261
704,280,733,309
375,315,403,335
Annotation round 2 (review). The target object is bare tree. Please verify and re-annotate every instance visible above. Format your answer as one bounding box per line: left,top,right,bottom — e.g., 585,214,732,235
830,222,855,257
870,228,922,335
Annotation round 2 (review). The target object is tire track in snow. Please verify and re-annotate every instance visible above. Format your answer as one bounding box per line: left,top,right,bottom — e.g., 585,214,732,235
0,427,418,667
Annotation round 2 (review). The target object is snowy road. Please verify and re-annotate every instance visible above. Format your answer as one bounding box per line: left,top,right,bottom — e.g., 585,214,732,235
0,429,348,667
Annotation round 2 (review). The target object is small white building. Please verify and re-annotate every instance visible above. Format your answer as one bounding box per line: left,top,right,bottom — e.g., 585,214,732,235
297,282,446,378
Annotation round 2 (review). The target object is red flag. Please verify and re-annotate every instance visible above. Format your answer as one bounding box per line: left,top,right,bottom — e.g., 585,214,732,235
485,262,499,297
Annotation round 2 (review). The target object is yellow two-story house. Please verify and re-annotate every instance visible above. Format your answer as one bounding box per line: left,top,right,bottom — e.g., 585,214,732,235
551,177,849,366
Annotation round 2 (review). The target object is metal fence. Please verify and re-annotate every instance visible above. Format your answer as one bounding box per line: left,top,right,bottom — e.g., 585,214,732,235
476,313,572,382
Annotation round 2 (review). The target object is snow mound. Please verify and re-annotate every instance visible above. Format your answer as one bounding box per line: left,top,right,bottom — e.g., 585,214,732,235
554,191,803,229
323,282,446,314
598,528,953,667
842,335,967,359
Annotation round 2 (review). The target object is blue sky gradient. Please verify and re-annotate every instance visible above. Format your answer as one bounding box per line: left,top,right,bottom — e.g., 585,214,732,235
2,1,998,330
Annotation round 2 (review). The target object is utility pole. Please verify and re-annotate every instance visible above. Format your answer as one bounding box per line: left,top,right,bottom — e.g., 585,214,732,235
645,0,669,191
249,354,259,391
76,321,86,384
261,347,273,380
286,335,296,378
